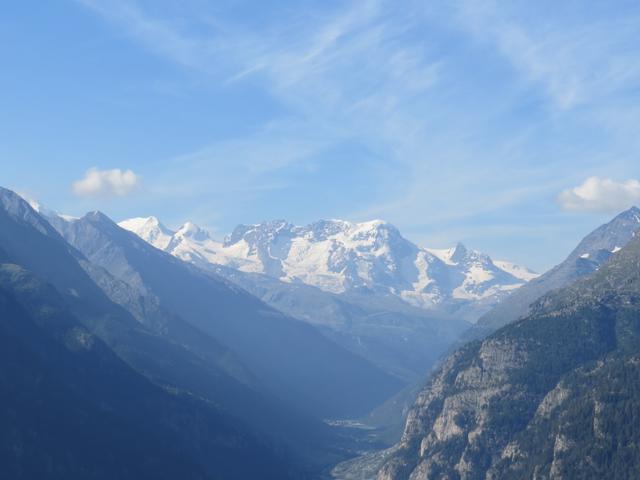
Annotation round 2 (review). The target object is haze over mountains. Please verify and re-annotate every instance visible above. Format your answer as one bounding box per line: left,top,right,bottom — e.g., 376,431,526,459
0,188,296,478
116,216,537,383
4,184,640,479
1,187,401,477
6,1,640,478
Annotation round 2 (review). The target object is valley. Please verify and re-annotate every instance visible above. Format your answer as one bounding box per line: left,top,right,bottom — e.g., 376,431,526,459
5,3,640,478
2,186,640,479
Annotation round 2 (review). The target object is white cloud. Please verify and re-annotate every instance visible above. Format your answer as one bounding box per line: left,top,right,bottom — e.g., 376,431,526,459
72,168,139,197
557,176,640,213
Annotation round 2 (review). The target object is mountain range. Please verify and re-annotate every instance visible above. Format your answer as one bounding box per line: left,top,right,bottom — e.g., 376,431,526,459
44,208,402,419
4,181,640,479
0,187,406,477
116,216,538,383
324,205,640,479
120,217,537,322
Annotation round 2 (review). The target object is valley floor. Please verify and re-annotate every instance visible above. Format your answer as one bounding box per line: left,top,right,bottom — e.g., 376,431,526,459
322,421,397,480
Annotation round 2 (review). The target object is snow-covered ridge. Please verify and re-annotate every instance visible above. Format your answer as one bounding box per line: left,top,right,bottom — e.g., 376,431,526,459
493,260,539,282
119,216,538,317
119,217,174,250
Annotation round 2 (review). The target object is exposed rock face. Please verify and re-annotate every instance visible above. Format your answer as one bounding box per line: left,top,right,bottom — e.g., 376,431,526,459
378,227,640,479
378,338,529,479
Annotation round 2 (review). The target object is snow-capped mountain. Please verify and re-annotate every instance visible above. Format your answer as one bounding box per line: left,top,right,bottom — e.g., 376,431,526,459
120,217,537,318
491,259,540,282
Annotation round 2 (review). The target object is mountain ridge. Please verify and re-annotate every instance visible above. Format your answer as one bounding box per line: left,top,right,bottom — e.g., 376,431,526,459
473,206,640,335
0,187,354,474
120,216,537,322
377,215,640,479
43,206,403,419
0,206,295,480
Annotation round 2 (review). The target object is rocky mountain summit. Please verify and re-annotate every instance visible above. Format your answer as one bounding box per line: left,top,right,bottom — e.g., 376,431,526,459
475,206,640,334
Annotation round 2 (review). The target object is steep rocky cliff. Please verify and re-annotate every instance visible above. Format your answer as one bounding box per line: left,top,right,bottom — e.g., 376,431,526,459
378,225,640,479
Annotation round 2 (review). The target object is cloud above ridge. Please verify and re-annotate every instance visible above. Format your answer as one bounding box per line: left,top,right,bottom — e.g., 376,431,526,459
557,176,640,213
72,168,139,197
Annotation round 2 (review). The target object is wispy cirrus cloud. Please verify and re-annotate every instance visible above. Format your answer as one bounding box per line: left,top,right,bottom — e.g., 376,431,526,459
75,0,219,71
76,0,449,206
75,0,441,143
73,0,640,269
449,0,640,110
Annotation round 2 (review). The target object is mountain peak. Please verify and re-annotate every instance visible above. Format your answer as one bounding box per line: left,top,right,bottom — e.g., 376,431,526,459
0,186,18,199
615,205,640,222
449,242,468,262
119,216,176,250
225,220,294,247
0,187,57,236
0,187,29,209
306,218,400,240
246,219,290,230
427,242,469,265
83,210,116,225
477,206,640,333
119,216,171,232
353,219,398,235
141,216,162,227
358,218,389,229
176,221,211,242
568,205,640,262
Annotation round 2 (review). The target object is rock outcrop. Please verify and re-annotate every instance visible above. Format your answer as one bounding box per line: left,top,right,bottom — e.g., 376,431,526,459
379,224,640,479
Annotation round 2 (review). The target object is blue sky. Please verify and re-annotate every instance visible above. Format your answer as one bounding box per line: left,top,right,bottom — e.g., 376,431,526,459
3,0,640,271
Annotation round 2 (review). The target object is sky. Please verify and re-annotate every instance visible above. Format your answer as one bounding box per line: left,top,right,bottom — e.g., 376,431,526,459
3,0,640,271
